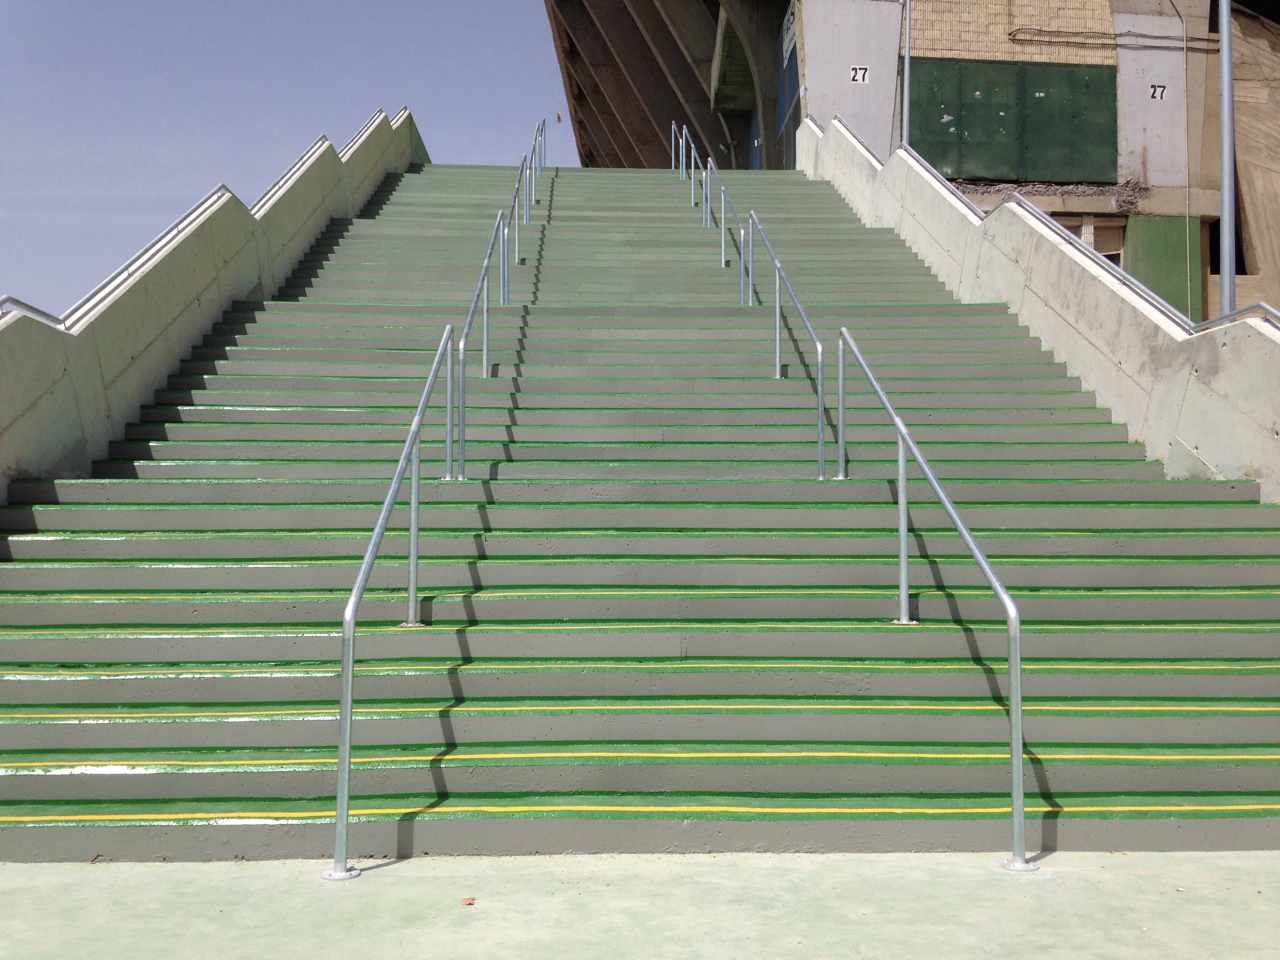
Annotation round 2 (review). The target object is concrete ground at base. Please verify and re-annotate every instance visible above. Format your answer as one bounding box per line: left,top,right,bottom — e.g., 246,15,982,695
1,851,1276,959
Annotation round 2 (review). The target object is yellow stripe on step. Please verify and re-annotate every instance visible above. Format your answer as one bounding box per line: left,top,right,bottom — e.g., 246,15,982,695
9,660,1277,678
7,701,1280,721
7,749,1280,770
5,800,1280,825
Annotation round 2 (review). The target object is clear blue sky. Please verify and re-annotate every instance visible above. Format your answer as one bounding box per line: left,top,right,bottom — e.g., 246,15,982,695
0,1,577,312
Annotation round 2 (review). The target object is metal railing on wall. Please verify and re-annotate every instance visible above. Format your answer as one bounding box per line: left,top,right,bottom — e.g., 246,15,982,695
889,125,1280,339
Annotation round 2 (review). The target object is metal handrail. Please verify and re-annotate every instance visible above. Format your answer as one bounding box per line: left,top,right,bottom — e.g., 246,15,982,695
0,296,70,330
1195,300,1280,334
453,211,507,480
502,155,528,304
501,120,548,306
708,159,747,298
671,124,747,300
326,324,455,881
835,325,1033,872
338,108,387,161
668,124,825,478
996,190,1191,328
889,124,1262,337
55,185,234,329
250,135,330,217
900,144,984,220
746,212,826,480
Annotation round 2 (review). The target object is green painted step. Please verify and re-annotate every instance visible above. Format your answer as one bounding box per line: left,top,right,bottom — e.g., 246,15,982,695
0,620,1274,662
5,739,1278,799
3,160,1277,859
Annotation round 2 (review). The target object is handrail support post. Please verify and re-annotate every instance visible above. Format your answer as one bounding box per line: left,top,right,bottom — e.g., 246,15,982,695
720,187,727,267
774,265,782,379
816,349,825,481
402,427,422,626
1004,611,1036,873
836,342,847,480
444,335,454,479
324,615,360,881
456,344,467,480
500,218,509,306
893,431,915,624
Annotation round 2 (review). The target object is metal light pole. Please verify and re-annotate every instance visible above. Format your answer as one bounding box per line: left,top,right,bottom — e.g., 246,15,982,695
1219,0,1236,314
902,0,912,147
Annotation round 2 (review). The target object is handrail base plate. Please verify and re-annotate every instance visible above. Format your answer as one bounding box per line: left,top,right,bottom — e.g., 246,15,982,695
1003,858,1039,874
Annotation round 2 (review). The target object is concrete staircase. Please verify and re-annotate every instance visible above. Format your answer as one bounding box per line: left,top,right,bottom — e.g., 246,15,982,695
1,165,1278,860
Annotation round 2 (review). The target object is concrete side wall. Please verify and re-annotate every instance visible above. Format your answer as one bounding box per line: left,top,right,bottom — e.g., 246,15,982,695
798,116,1280,501
0,108,428,503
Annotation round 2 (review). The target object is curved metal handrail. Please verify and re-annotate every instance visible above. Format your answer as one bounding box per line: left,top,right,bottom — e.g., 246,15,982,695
836,325,1033,872
1194,300,1280,333
707,157,745,290
669,123,825,478
746,212,827,481
327,324,455,881
0,295,70,330
454,211,507,480
672,123,746,297
501,154,528,304
500,120,548,305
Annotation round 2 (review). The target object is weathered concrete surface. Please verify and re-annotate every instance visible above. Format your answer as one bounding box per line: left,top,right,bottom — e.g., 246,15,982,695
2,852,1277,959
1115,13,1189,188
0,107,429,503
799,115,1280,501
799,0,903,162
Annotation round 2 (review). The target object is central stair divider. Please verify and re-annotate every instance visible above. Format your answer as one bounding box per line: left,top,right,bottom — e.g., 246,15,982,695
328,119,548,880
454,210,505,479
744,212,826,481
669,120,1033,872
670,126,826,480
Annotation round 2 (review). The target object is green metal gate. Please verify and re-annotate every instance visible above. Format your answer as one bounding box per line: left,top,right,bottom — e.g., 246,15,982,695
910,58,1117,184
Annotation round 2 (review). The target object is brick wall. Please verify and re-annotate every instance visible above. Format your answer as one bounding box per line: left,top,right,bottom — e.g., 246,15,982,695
911,0,1118,66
